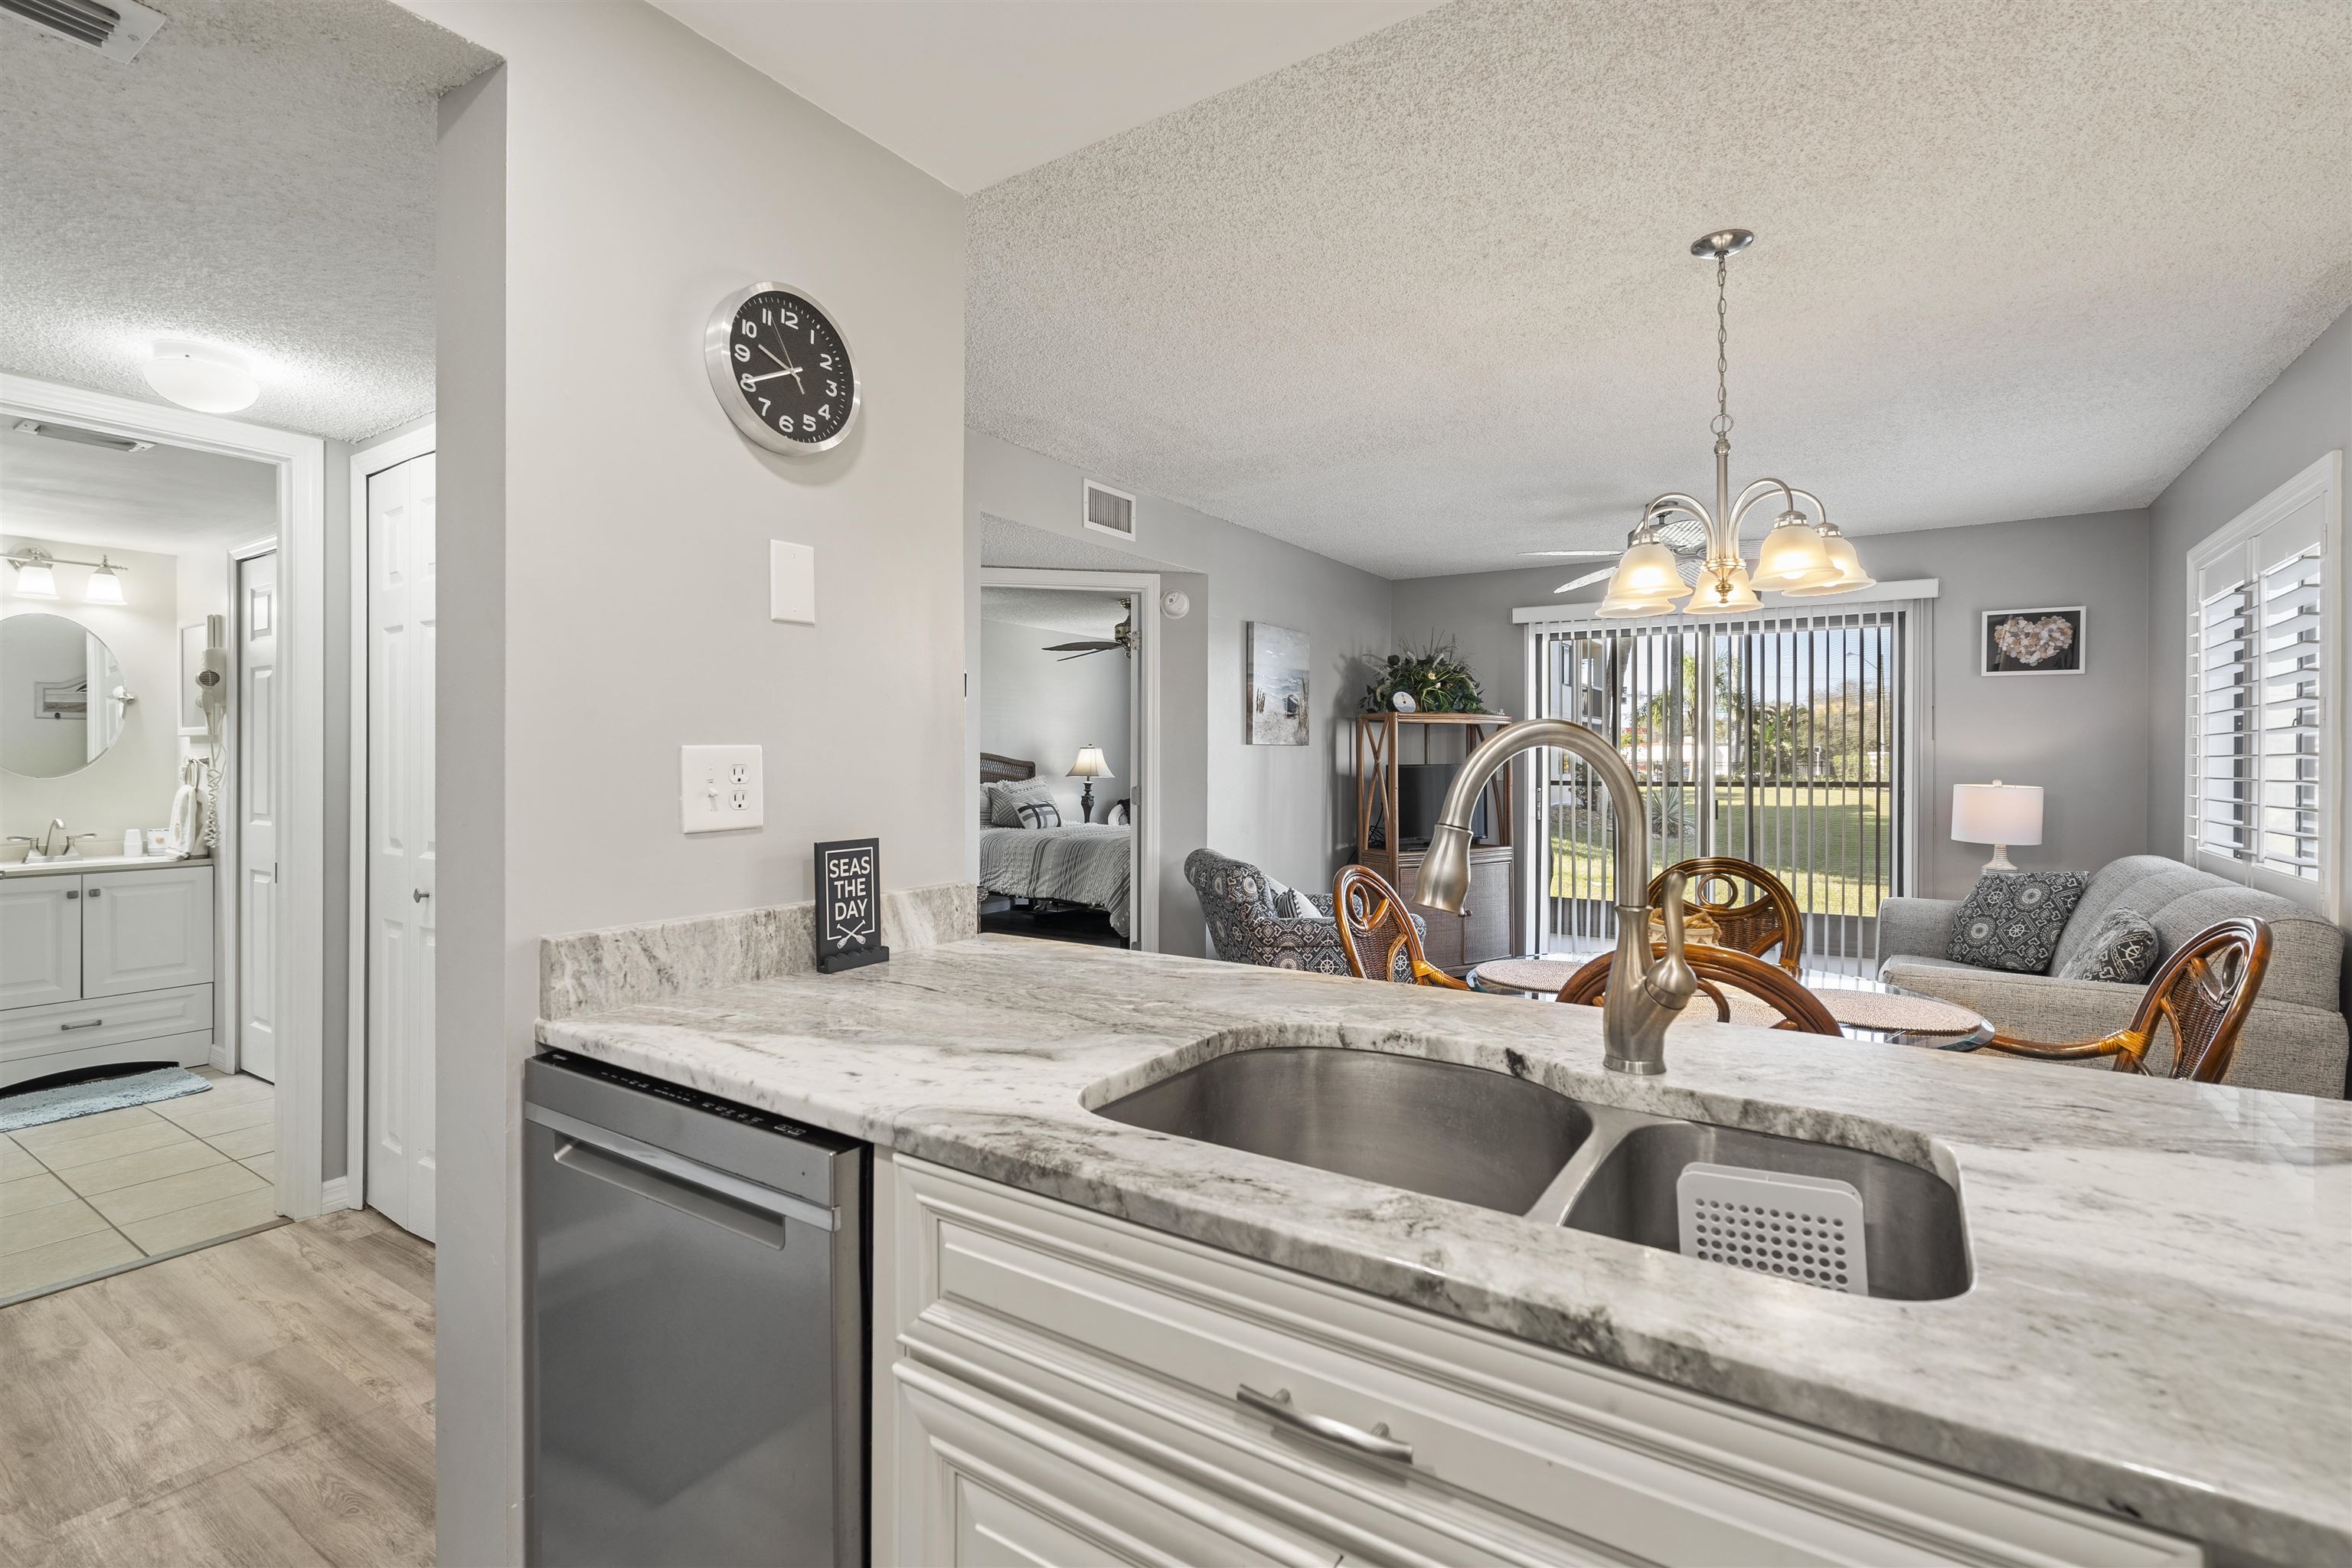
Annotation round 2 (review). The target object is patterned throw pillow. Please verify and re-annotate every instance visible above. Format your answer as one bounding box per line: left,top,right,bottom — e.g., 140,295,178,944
1946,871,2088,975
987,780,1056,827
2056,907,2161,985
1013,800,1062,829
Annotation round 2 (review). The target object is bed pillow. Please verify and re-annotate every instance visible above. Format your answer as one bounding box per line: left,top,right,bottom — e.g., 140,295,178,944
1014,800,1062,829
986,780,1055,827
1946,869,2087,975
2055,906,2160,985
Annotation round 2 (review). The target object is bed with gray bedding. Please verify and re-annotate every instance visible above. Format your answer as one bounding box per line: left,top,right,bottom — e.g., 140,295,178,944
980,824,1132,938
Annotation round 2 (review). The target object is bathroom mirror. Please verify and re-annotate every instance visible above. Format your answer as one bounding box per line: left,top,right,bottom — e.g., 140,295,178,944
2,612,129,777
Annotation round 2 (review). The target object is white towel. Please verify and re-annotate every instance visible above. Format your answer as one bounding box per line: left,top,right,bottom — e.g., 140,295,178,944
165,781,200,858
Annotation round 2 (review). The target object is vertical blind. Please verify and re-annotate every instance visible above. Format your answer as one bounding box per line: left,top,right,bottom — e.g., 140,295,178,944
1525,604,1909,970
2191,507,2327,887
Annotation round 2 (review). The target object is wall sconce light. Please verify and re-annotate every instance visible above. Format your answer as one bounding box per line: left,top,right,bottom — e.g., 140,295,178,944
85,557,126,604
8,548,59,598
5,547,132,603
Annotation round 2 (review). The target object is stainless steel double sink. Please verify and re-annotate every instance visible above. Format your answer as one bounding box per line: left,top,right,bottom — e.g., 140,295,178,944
1094,1047,1970,1301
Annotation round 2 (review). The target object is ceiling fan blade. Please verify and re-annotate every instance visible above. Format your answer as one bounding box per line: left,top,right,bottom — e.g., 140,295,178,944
1518,549,1617,558
1041,639,1121,652
1555,567,1615,593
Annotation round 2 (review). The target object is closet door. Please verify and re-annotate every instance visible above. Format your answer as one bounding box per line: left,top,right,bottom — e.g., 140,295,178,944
365,452,437,1240
237,549,281,1082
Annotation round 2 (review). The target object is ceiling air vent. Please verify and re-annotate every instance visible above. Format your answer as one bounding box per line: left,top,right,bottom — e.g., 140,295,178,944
12,419,154,454
1083,479,1136,541
1,0,165,62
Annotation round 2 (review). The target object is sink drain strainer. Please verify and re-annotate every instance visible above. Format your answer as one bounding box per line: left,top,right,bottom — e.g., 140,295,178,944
1677,1163,1869,1295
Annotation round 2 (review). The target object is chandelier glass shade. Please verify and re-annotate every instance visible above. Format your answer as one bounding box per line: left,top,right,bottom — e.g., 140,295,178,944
1591,230,1870,619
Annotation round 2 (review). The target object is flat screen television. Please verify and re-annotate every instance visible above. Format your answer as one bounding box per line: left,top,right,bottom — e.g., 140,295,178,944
1394,762,1489,849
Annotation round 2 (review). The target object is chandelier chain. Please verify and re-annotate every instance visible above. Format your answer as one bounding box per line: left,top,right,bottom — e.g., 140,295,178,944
1710,256,1732,439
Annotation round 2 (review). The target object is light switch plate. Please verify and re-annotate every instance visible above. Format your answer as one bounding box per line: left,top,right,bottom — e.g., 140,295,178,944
769,540,815,624
681,744,763,833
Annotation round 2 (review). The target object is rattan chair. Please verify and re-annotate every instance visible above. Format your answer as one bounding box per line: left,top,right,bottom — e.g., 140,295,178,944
1645,857,1804,973
1333,865,1470,990
1555,942,1839,1034
1980,917,2271,1081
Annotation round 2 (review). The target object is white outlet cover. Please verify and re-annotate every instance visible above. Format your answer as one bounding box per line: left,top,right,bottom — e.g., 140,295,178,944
770,540,815,625
681,744,763,833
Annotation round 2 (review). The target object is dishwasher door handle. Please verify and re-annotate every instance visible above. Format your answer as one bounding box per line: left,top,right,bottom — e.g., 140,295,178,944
552,1137,789,1250
526,1102,838,1235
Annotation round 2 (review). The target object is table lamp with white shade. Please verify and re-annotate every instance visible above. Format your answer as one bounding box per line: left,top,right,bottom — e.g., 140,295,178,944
1067,744,1112,823
1952,781,2042,873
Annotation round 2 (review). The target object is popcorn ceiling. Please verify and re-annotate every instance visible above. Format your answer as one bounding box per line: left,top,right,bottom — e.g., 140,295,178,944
967,0,2352,579
0,0,498,442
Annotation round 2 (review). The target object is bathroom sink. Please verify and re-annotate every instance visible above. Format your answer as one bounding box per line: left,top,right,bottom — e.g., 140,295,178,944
1557,1116,1971,1300
1093,1047,1593,1215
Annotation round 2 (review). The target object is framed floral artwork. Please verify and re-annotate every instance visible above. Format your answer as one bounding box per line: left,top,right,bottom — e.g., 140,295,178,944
1982,606,2085,675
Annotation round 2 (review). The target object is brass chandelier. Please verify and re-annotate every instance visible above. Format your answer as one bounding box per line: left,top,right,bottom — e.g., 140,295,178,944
1596,229,1873,617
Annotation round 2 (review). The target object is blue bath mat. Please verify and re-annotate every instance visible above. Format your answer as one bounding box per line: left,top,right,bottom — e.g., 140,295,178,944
0,1067,212,1133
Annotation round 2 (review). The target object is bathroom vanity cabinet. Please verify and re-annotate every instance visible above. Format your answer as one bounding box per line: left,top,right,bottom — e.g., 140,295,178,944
875,1154,2198,1568
0,863,214,1087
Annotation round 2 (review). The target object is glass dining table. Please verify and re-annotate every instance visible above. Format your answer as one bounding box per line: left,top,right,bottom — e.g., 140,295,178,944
1466,950,1995,1051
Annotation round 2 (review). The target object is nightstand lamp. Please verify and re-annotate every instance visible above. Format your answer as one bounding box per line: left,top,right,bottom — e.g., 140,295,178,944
1952,781,2042,873
1067,745,1112,824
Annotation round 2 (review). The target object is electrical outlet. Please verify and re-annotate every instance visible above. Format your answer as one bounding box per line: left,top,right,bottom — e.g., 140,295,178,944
681,744,763,833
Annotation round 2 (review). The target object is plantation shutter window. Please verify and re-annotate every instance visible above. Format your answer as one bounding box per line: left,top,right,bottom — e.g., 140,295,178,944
2187,457,2338,906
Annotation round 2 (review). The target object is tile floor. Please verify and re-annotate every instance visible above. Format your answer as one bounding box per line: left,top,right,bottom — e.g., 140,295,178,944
0,1067,279,1302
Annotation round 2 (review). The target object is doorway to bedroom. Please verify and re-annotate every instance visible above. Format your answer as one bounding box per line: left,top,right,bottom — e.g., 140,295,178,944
976,570,1158,950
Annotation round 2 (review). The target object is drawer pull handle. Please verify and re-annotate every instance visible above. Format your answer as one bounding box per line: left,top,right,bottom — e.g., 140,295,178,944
1236,1383,1413,1465
60,1018,104,1031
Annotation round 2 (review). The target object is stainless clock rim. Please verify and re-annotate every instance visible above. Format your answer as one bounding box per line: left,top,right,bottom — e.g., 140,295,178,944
702,281,863,457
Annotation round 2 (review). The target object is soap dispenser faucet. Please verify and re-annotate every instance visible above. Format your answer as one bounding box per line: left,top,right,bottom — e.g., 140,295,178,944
1415,720,1697,1074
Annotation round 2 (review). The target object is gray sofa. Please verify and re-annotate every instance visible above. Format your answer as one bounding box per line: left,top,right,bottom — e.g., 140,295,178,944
1880,855,2348,1098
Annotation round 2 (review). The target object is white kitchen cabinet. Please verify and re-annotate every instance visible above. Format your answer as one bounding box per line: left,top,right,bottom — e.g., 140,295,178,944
877,1154,2201,1568
2,865,215,1087
0,877,83,1010
84,866,214,998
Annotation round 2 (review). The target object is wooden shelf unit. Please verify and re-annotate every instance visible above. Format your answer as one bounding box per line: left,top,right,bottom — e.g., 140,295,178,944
1351,712,1517,975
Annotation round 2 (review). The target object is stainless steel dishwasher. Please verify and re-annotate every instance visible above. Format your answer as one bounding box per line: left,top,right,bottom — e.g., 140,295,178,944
524,1050,866,1567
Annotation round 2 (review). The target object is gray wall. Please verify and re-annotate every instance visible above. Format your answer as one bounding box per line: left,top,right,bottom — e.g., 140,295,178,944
417,3,966,1558
979,612,1131,824
967,430,1392,950
1392,509,2158,901
2145,305,2350,1015
2148,308,2350,886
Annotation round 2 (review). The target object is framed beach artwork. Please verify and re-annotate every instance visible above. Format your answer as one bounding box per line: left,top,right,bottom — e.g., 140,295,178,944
1982,606,2086,675
1246,622,1309,745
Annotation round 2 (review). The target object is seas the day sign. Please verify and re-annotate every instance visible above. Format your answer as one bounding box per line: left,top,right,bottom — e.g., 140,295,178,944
815,838,890,974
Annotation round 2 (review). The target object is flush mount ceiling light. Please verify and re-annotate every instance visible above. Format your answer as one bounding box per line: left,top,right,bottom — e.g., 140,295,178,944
1593,230,1872,618
142,339,259,413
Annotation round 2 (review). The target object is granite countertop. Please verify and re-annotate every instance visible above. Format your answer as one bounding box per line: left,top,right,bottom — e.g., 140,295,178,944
537,908,2350,1564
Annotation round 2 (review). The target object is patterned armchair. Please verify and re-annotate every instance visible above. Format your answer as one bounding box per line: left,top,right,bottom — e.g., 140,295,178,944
1184,849,1420,978
1185,848,1348,974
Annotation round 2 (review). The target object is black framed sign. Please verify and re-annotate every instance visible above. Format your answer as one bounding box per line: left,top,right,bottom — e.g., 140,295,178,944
815,838,890,973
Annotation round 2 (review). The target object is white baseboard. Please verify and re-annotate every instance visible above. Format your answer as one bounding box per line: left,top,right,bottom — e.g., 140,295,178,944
319,1175,354,1211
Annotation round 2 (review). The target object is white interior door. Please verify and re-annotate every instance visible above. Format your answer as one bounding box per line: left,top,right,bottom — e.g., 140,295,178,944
237,550,280,1083
365,452,437,1240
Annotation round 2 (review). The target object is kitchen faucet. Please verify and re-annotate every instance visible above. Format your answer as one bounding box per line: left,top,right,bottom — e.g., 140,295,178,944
1416,720,1697,1075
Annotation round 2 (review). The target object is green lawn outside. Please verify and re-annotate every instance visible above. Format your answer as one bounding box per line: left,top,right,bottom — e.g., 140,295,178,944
1545,786,1896,919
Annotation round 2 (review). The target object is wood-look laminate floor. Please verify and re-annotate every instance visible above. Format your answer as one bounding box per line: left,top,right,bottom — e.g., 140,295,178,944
0,1208,435,1567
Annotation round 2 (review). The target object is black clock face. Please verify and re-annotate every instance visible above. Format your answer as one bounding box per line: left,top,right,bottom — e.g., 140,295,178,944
724,290,854,448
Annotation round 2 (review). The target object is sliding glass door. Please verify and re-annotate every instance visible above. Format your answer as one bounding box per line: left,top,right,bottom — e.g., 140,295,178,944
1524,604,1913,969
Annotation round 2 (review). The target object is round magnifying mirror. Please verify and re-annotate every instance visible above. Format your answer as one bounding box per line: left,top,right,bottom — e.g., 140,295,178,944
2,613,129,777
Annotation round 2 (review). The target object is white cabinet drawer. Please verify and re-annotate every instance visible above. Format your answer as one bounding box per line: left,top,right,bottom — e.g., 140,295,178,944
887,1157,2199,1568
1,985,213,1063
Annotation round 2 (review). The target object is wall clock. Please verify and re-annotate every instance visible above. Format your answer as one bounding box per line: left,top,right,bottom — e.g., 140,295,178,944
703,283,860,455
